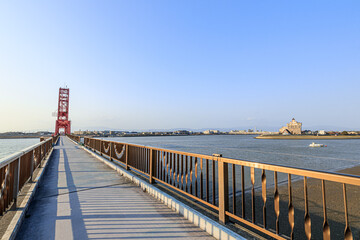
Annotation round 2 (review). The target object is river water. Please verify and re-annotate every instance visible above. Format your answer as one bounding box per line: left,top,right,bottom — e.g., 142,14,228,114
1,135,360,173
105,135,360,173
0,138,39,159
103,135,360,193
1,135,357,239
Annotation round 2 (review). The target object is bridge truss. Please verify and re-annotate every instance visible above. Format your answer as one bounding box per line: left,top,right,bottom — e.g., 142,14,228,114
55,88,71,135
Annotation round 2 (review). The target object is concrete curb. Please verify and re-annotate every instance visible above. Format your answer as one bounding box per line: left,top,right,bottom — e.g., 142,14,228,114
1,145,56,240
74,139,245,240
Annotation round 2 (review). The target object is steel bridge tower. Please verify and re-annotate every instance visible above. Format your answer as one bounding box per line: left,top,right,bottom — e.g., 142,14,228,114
55,88,71,135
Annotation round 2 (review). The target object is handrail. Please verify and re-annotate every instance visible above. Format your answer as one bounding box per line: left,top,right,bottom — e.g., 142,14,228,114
81,138,360,185
220,157,360,186
0,135,59,215
82,136,358,240
67,134,80,143
0,139,52,169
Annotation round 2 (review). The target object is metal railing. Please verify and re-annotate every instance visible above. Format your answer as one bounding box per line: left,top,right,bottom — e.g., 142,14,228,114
67,134,80,143
0,135,59,215
83,137,360,240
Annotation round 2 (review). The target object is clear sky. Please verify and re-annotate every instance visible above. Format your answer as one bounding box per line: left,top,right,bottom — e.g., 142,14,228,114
0,1,359,132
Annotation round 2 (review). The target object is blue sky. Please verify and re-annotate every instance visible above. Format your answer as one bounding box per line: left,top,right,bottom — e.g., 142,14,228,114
0,1,359,132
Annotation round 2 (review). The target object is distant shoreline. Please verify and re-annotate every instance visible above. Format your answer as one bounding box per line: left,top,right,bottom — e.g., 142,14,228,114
90,133,263,138
0,135,47,139
255,135,360,140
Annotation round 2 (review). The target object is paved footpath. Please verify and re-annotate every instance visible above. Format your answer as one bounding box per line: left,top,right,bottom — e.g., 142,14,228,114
16,137,214,240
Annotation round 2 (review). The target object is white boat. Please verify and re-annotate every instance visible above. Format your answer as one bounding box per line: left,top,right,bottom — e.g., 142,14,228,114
309,142,327,147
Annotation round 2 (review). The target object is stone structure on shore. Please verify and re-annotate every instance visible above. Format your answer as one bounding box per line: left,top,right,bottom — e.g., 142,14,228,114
279,118,302,135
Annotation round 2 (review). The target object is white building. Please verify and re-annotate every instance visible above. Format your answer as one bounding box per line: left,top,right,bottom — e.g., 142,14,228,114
318,130,326,135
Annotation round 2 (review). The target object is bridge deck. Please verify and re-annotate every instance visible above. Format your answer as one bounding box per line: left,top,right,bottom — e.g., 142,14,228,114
16,137,214,240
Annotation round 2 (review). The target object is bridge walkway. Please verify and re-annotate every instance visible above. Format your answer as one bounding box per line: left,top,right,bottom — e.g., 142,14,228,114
16,136,214,240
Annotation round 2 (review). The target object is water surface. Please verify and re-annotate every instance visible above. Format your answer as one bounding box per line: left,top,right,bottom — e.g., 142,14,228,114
0,138,39,159
104,135,360,173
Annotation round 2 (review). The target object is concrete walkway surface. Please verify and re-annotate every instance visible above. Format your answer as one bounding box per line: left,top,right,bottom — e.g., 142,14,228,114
15,137,215,240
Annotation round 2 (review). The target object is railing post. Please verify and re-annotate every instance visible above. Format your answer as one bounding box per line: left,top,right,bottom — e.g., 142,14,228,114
125,145,129,170
40,145,44,168
109,142,113,161
217,155,229,224
100,140,103,156
149,149,155,184
4,164,10,211
30,150,35,182
12,157,20,207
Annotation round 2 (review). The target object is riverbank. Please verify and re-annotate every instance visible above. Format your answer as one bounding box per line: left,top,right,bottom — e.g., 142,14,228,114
255,135,360,140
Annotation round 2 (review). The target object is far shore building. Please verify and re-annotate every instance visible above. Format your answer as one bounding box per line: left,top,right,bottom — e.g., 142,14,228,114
279,118,302,135
318,130,326,135
203,130,220,135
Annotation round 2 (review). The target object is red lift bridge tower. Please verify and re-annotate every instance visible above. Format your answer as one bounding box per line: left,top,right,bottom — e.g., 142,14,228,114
55,88,71,135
